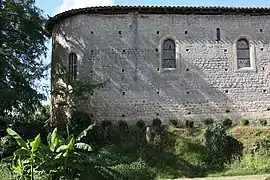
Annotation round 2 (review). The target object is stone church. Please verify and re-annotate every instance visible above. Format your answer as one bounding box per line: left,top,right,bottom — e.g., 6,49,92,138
46,6,270,124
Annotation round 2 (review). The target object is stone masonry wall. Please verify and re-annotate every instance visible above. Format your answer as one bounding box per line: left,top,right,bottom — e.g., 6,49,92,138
52,12,270,124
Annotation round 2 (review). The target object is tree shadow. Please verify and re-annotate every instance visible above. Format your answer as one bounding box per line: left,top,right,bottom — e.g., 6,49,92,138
49,15,253,127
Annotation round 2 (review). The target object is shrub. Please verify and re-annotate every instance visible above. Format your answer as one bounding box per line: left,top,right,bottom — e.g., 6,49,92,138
259,119,268,126
0,163,13,180
203,118,214,126
152,118,162,128
111,158,155,180
204,123,228,169
0,118,7,137
117,121,129,145
239,119,249,126
225,136,243,161
102,120,113,128
136,120,146,129
69,110,92,135
133,121,147,146
0,136,17,159
169,119,178,127
253,136,270,155
223,118,233,127
118,121,129,131
185,120,194,128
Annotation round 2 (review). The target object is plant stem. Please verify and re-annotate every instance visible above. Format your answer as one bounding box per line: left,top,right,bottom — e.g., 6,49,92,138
31,154,34,180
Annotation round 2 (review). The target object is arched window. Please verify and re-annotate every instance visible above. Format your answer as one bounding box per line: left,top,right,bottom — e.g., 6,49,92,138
69,53,77,80
237,38,250,69
162,39,176,69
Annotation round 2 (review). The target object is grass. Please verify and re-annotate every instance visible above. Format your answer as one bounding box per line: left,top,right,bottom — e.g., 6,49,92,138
229,126,270,150
156,125,270,178
212,154,270,176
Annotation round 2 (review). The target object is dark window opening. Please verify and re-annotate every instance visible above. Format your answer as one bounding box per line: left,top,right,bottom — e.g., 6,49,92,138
68,53,78,81
216,28,221,41
237,38,251,69
162,39,176,69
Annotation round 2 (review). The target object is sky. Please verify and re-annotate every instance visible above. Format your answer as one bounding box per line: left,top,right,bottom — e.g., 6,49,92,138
36,0,270,102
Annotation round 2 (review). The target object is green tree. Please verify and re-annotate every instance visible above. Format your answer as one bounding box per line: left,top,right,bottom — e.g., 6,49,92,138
0,0,49,117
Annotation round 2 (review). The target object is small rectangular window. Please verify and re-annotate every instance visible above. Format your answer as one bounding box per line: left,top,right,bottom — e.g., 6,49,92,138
216,28,220,41
69,53,78,80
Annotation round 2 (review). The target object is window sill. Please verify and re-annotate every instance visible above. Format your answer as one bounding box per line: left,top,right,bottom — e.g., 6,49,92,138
162,68,177,71
235,67,257,73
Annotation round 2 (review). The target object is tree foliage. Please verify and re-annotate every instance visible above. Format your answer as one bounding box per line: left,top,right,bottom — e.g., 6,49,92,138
0,0,49,117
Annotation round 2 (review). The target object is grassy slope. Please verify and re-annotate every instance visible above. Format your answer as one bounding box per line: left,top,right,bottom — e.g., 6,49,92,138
212,126,270,176
157,126,270,178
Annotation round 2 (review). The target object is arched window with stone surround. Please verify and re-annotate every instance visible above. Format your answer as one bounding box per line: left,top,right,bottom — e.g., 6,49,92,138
162,39,176,69
68,53,77,80
236,38,250,69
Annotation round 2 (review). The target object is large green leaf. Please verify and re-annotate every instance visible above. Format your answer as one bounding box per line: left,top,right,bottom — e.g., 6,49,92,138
74,143,92,152
50,128,59,152
6,128,28,149
47,132,51,145
63,151,68,157
55,152,63,159
76,124,95,141
14,148,30,156
30,134,41,152
67,136,75,152
56,145,68,153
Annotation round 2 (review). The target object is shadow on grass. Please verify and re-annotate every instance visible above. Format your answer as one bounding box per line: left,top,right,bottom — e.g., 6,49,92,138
85,126,208,179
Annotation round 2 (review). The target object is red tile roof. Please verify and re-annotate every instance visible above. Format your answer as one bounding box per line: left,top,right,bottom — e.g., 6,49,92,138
46,5,270,33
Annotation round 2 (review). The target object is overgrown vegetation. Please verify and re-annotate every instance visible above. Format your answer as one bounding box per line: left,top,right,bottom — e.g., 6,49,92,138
2,115,270,179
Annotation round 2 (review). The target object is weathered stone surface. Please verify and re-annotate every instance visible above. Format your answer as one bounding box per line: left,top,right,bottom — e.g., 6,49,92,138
51,12,270,124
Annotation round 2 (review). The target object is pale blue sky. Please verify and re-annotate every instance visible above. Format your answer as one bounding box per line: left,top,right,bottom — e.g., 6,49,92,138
36,0,270,102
